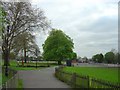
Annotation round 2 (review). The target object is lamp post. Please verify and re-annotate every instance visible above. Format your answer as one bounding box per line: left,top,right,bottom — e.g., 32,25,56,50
35,49,38,68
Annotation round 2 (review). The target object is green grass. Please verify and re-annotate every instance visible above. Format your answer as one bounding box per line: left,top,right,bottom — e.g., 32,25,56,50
17,61,58,67
17,79,23,89
0,74,2,85
9,60,48,70
1,73,12,85
1,74,24,89
63,67,119,84
10,66,40,70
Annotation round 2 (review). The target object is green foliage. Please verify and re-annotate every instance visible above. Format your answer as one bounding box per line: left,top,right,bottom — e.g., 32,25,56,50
63,67,119,83
9,60,57,70
92,53,104,63
17,79,23,89
113,53,120,64
104,52,115,63
9,61,40,70
92,49,120,64
98,53,104,63
43,29,75,64
71,52,77,59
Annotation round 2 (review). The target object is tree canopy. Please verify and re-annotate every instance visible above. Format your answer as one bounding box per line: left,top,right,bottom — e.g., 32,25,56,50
1,1,49,66
42,29,76,65
92,53,104,63
104,52,115,63
12,31,40,63
91,49,120,64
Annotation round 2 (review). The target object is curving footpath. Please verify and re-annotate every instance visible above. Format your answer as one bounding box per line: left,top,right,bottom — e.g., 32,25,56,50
18,67,71,88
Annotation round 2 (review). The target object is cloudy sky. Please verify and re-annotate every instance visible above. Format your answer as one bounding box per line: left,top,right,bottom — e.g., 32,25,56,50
31,0,119,58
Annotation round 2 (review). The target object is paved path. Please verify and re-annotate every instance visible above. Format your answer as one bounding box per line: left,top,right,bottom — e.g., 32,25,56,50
18,67,71,88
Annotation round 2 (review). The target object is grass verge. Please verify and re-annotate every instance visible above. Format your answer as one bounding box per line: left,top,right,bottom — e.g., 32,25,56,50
17,79,23,89
63,67,119,83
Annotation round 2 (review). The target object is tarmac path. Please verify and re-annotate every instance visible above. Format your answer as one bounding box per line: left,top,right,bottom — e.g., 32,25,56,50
18,67,71,88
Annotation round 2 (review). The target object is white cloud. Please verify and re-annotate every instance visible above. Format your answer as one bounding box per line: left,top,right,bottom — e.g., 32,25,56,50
32,0,118,58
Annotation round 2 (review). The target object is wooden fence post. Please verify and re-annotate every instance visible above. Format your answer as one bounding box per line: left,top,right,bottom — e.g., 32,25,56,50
72,73,76,88
87,76,90,88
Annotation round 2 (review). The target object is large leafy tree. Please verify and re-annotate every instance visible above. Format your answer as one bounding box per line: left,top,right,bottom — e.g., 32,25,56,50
43,29,76,65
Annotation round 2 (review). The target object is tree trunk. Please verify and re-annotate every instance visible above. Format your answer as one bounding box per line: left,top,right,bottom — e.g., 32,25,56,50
58,60,62,65
3,28,11,76
24,48,27,63
3,49,10,77
3,50,10,66
5,56,8,77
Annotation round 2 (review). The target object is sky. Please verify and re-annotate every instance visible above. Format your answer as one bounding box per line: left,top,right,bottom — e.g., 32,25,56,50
30,0,119,58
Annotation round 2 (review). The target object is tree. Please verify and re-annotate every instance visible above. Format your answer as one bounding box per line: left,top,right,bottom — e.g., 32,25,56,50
110,49,119,64
92,53,104,63
1,1,49,66
83,56,88,63
71,52,77,60
9,52,16,60
12,31,39,63
42,29,75,65
104,52,115,63
92,54,99,62
0,4,6,56
118,53,120,64
112,52,120,64
98,53,104,63
1,1,49,76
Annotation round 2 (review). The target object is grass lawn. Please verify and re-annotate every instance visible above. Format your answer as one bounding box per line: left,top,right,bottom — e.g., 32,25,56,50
63,67,119,84
1,72,13,86
1,74,24,88
8,60,57,70
8,61,41,70
2,60,58,70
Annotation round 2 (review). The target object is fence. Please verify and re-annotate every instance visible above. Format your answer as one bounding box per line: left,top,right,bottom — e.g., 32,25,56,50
90,78,120,88
2,67,19,89
55,66,120,88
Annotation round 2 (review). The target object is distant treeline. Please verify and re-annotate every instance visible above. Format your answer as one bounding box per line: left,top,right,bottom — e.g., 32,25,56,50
91,49,120,64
